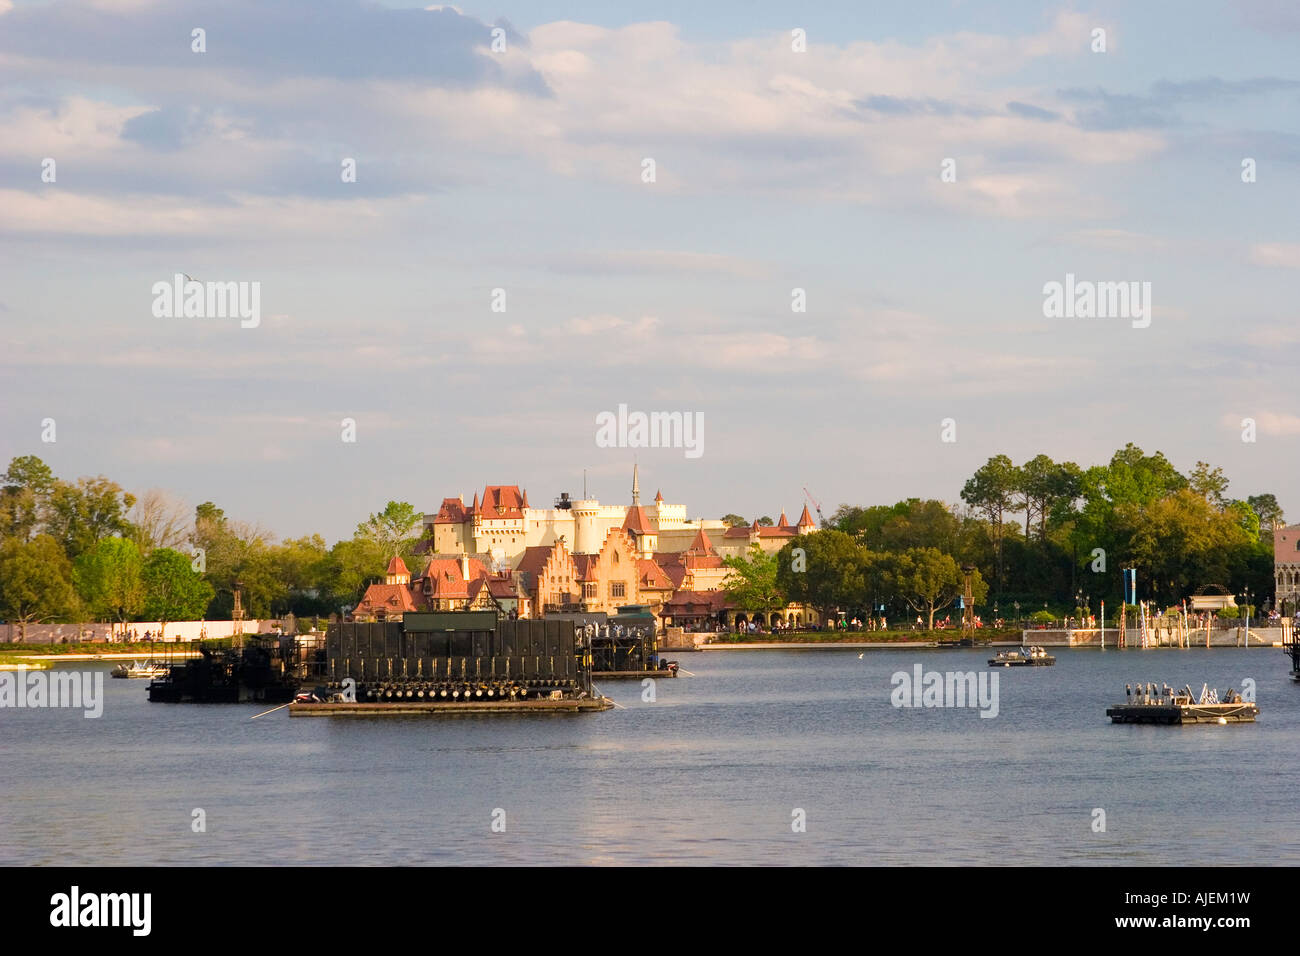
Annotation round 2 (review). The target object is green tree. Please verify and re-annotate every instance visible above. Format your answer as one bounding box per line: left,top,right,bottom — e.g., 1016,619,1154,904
45,476,136,560
1188,461,1229,507
881,547,987,629
775,530,869,625
73,536,145,628
961,455,1021,588
1246,494,1284,534
142,548,215,639
720,513,748,528
722,545,785,619
756,516,774,527
0,534,78,638
355,501,422,560
1,455,57,541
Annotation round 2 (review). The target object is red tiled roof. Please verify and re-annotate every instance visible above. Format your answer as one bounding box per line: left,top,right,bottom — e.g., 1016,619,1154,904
572,553,598,581
480,485,525,519
637,558,672,590
623,504,653,535
516,544,562,579
655,489,664,503
487,576,520,598
663,589,733,613
797,504,816,528
357,583,418,615
777,510,790,528
685,526,716,555
418,556,490,600
385,555,409,576
757,526,796,538
723,525,751,538
433,497,468,524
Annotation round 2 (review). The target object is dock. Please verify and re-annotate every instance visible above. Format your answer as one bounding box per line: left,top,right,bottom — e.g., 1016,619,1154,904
591,668,677,679
1106,683,1257,724
290,696,614,716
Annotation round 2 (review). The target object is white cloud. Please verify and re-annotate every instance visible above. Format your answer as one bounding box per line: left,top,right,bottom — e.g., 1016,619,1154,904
1250,243,1300,269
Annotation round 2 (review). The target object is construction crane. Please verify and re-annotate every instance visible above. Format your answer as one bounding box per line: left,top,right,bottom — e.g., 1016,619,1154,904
802,487,825,526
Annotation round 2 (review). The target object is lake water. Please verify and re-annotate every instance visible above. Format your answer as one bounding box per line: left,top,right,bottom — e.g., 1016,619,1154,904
2,647,1296,865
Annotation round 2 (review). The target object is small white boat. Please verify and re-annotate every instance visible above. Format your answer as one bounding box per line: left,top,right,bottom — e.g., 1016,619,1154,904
110,660,169,679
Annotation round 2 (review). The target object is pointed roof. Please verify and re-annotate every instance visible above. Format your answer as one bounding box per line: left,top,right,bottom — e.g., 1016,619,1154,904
470,490,479,513
750,518,761,532
521,488,529,508
386,555,409,576
623,504,653,535
632,463,640,505
655,489,664,503
777,510,790,528
685,526,716,555
797,504,816,528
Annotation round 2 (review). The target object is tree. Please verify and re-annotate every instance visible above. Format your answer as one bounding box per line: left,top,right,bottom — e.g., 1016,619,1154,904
45,476,136,560
720,513,748,528
756,516,774,527
1246,494,1283,535
129,488,191,554
0,534,78,638
1188,461,1229,507
327,536,389,611
722,545,785,620
1018,455,1082,542
1,455,56,542
961,455,1021,589
142,548,215,640
882,547,987,629
355,501,422,560
775,530,869,625
73,536,145,628
189,501,274,618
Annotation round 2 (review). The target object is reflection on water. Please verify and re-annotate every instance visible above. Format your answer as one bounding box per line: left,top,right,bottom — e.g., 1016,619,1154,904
1,648,1297,865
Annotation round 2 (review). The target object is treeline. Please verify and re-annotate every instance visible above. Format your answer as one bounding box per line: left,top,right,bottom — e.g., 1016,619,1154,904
826,445,1274,615
0,456,426,632
719,444,1279,624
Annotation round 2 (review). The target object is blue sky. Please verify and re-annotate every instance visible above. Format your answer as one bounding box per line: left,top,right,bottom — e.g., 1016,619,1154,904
2,0,1298,541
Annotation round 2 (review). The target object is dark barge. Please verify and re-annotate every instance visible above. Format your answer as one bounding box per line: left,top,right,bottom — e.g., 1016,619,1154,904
148,635,310,703
290,612,612,716
1106,682,1258,724
581,605,677,680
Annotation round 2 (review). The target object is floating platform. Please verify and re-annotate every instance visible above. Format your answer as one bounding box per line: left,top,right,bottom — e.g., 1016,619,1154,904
592,669,677,680
1106,683,1257,724
1106,702,1258,724
289,696,614,716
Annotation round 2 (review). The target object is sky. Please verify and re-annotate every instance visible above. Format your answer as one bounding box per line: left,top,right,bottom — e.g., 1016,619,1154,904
1,0,1298,542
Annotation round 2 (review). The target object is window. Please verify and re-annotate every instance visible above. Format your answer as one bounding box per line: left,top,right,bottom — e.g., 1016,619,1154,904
611,582,626,599
583,583,597,599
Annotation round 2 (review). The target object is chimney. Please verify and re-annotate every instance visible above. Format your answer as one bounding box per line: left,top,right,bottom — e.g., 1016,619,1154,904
460,554,470,581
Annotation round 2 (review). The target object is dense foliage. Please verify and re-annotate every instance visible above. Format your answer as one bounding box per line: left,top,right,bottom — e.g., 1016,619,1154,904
0,443,1281,628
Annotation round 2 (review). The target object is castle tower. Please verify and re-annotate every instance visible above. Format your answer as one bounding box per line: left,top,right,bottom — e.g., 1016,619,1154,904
385,556,411,586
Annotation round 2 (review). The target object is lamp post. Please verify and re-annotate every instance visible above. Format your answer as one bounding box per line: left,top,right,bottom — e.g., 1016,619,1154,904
1242,587,1252,649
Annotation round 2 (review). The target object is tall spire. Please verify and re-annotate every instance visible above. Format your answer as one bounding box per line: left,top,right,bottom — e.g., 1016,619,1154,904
632,463,640,506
